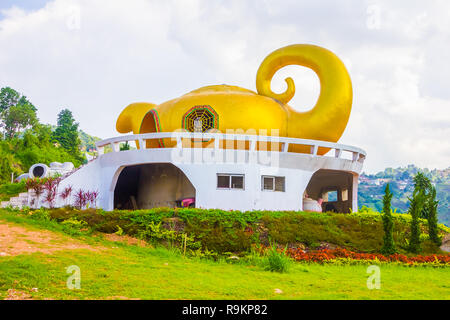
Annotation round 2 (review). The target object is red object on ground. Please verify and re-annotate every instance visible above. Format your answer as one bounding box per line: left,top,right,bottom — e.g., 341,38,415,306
181,198,195,207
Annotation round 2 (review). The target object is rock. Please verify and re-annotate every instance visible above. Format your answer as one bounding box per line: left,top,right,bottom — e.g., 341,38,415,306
317,242,338,250
288,243,306,250
274,289,283,294
440,234,450,253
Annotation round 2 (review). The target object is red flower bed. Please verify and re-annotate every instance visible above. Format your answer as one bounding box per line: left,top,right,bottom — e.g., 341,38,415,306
283,247,450,266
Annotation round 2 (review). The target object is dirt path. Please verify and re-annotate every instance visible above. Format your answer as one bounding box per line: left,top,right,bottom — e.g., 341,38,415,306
0,221,100,257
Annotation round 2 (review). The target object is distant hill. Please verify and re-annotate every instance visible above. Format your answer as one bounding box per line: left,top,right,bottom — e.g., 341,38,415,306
79,130,101,152
359,165,450,226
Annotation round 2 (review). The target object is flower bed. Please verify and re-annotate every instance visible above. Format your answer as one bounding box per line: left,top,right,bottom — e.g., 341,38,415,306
285,247,450,267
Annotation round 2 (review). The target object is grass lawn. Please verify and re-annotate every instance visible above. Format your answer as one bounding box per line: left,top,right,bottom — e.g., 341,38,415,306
0,211,449,300
0,238,449,300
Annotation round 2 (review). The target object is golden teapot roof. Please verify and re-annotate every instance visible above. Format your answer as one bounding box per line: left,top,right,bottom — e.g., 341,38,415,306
116,44,353,148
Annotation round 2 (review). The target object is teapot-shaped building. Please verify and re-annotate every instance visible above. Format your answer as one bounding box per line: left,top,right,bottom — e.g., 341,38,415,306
6,44,366,212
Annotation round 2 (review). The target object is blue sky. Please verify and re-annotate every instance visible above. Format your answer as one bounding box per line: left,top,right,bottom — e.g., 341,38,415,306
0,0,449,173
0,0,48,17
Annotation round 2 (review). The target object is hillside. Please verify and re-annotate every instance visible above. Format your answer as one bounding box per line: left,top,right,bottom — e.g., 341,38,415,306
78,129,101,152
358,165,450,226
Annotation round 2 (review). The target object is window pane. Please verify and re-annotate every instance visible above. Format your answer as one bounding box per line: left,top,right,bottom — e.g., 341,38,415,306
328,190,338,202
341,189,348,201
275,177,285,192
263,177,274,190
217,175,230,188
231,175,244,189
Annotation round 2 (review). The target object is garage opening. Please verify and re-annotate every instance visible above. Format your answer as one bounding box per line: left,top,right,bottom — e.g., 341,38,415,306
114,163,196,209
304,169,355,213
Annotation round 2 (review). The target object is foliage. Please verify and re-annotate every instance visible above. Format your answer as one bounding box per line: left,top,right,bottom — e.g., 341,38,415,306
42,177,61,209
0,87,38,139
0,180,27,201
427,186,441,246
413,172,432,219
120,141,131,151
0,87,21,112
381,184,396,255
358,165,450,226
0,87,100,183
1,103,38,139
51,109,82,160
59,185,73,206
0,126,83,183
262,243,291,273
78,129,101,151
408,189,426,253
0,236,448,300
3,207,448,256
285,247,450,267
73,189,99,209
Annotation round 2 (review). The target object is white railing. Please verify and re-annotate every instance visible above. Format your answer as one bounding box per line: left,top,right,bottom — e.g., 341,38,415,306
95,132,366,163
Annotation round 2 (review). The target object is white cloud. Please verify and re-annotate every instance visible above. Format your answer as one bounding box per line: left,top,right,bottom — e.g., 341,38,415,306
0,0,449,173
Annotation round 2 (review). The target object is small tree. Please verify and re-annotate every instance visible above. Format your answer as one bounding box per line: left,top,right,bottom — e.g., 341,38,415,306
427,186,441,246
408,189,426,254
120,141,130,151
1,101,38,138
60,185,73,207
381,184,396,255
25,178,44,209
413,172,432,219
52,109,81,158
43,177,60,208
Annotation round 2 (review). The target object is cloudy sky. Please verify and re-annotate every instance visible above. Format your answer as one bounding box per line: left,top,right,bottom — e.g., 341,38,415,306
0,0,449,173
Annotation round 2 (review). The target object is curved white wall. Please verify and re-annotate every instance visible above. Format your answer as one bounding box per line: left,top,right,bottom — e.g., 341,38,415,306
54,147,363,212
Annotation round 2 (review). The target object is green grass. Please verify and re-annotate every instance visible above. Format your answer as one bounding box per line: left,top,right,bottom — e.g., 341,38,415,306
1,244,449,300
0,181,26,201
0,220,449,300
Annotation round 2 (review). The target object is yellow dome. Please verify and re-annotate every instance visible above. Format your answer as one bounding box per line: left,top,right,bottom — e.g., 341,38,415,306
116,44,352,154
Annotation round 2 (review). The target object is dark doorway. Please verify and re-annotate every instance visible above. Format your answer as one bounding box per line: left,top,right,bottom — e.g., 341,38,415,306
114,163,196,210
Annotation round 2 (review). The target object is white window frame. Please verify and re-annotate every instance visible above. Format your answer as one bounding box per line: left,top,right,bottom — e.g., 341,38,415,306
217,174,245,190
261,175,285,192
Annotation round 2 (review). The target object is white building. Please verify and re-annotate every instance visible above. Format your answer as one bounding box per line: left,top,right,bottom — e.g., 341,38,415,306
48,132,366,212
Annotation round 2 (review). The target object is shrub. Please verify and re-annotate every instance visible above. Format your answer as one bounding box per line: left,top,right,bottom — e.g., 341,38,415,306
4,207,448,256
427,186,441,246
408,189,426,253
0,180,27,201
381,184,396,255
60,185,73,206
262,243,291,273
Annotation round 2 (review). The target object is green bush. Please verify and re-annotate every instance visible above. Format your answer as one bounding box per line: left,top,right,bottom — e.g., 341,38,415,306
262,244,291,273
2,207,448,256
0,180,27,201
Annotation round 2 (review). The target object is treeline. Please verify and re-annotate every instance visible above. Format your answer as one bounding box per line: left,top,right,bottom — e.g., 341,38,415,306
381,172,442,255
0,87,85,183
359,165,450,226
